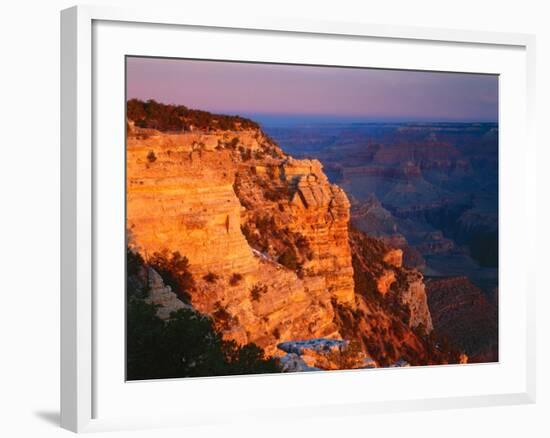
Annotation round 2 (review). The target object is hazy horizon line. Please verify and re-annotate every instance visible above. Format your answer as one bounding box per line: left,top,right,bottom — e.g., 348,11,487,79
126,98,497,125
243,112,498,126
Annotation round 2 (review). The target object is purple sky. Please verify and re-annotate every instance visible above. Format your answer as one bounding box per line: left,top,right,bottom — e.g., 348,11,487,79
126,57,498,122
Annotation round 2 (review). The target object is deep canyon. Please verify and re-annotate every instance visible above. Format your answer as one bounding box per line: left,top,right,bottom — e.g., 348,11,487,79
126,101,498,378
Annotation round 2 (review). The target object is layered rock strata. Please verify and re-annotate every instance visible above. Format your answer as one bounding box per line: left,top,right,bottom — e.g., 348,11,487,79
127,125,351,355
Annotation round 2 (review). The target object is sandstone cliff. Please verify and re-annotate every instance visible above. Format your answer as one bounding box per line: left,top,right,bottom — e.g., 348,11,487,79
127,123,347,355
126,108,460,367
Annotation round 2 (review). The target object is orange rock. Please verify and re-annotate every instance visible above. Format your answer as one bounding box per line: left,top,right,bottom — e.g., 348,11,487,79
383,248,403,268
126,127,353,355
376,270,396,295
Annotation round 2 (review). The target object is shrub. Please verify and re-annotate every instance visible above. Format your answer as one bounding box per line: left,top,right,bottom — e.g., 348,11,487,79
325,340,364,370
366,341,382,361
148,250,195,303
126,248,148,299
126,99,260,132
213,306,233,330
263,186,290,202
278,248,299,271
203,272,220,283
229,273,243,286
126,249,279,380
226,137,239,149
221,341,280,376
127,98,146,121
250,283,268,301
127,248,144,277
255,215,276,235
295,234,308,249
126,300,279,380
240,148,252,161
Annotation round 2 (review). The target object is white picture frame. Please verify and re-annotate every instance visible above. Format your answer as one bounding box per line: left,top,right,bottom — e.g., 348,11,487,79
60,4,537,433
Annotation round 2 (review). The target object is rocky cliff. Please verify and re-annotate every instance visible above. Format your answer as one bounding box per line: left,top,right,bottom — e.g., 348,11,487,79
126,105,462,367
127,123,348,355
426,276,498,362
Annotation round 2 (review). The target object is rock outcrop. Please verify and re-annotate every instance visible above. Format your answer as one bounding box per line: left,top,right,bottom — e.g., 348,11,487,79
348,228,433,333
126,108,458,368
277,338,374,371
127,124,352,356
126,131,257,276
145,267,192,320
399,270,433,332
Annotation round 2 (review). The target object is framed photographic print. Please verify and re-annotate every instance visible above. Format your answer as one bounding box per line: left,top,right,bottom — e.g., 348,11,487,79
61,5,536,433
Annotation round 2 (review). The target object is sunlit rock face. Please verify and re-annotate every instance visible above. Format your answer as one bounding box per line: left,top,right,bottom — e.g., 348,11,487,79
126,125,354,356
399,270,433,333
126,132,257,277
383,248,403,268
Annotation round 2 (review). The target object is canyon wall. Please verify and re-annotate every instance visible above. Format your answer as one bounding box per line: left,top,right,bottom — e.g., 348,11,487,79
127,125,349,355
127,120,452,365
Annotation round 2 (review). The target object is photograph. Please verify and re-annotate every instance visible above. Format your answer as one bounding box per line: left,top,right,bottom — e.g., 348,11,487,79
1,1,544,436
125,57,499,381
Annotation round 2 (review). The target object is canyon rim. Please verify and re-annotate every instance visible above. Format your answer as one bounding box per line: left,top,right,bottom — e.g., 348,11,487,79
125,57,498,380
